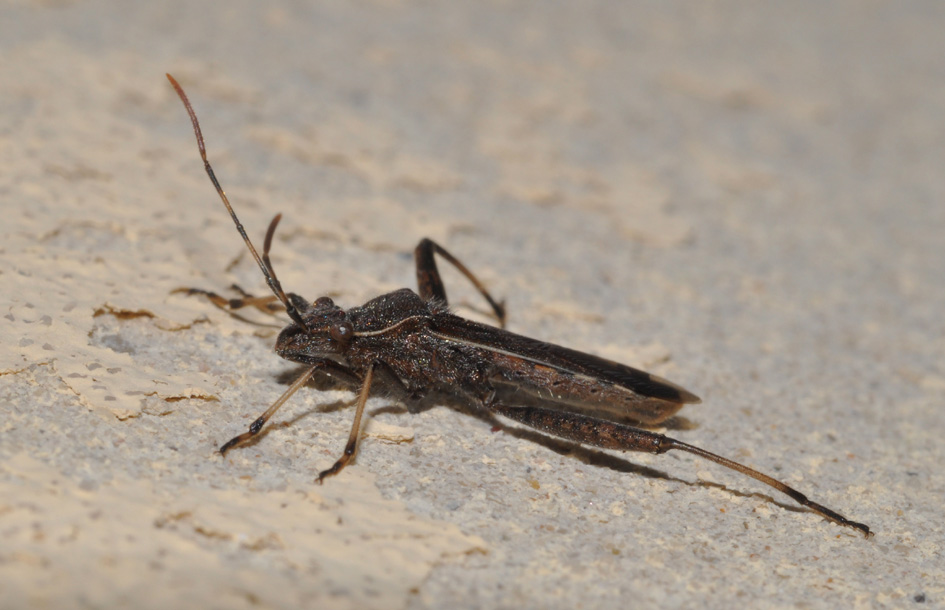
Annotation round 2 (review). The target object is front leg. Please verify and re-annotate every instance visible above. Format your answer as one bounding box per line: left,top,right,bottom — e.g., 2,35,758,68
173,284,284,316
219,359,359,455
315,358,431,481
414,238,506,327
316,362,378,483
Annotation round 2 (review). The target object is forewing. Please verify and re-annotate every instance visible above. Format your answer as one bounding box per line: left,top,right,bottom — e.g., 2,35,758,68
430,315,700,425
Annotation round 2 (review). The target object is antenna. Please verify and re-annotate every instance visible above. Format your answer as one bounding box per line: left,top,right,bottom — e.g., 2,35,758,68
166,73,308,330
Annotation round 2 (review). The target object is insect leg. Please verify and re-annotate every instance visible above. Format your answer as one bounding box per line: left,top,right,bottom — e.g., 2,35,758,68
493,404,871,537
228,283,285,312
414,238,506,327
219,360,357,455
173,210,294,316
317,362,377,483
173,286,283,315
173,211,294,318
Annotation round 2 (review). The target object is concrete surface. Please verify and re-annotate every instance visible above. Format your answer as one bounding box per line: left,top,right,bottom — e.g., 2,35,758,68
1,1,943,608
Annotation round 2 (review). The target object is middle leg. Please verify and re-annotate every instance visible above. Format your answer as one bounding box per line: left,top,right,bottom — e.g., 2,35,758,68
414,238,506,327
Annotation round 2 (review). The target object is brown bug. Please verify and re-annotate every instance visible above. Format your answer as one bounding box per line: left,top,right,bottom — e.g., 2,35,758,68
166,74,870,537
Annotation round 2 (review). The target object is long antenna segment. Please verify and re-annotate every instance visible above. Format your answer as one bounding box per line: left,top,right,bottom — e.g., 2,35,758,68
166,73,308,330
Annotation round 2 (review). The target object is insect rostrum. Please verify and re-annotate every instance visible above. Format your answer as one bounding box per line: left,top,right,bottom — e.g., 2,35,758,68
166,73,870,537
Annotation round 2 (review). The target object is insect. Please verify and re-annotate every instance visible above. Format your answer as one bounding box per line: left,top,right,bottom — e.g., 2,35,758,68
166,73,870,537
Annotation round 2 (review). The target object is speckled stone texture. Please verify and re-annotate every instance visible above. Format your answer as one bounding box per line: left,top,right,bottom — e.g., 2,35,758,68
1,2,942,608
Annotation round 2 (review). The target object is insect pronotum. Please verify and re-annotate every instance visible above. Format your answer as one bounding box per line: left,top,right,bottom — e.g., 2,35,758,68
166,73,870,537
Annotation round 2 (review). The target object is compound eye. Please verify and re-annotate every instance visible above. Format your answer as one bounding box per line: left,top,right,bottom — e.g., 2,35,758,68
314,296,334,308
329,321,353,344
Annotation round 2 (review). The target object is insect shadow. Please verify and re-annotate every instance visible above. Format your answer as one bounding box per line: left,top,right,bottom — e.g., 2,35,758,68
264,364,811,520
278,363,809,515
166,73,871,537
